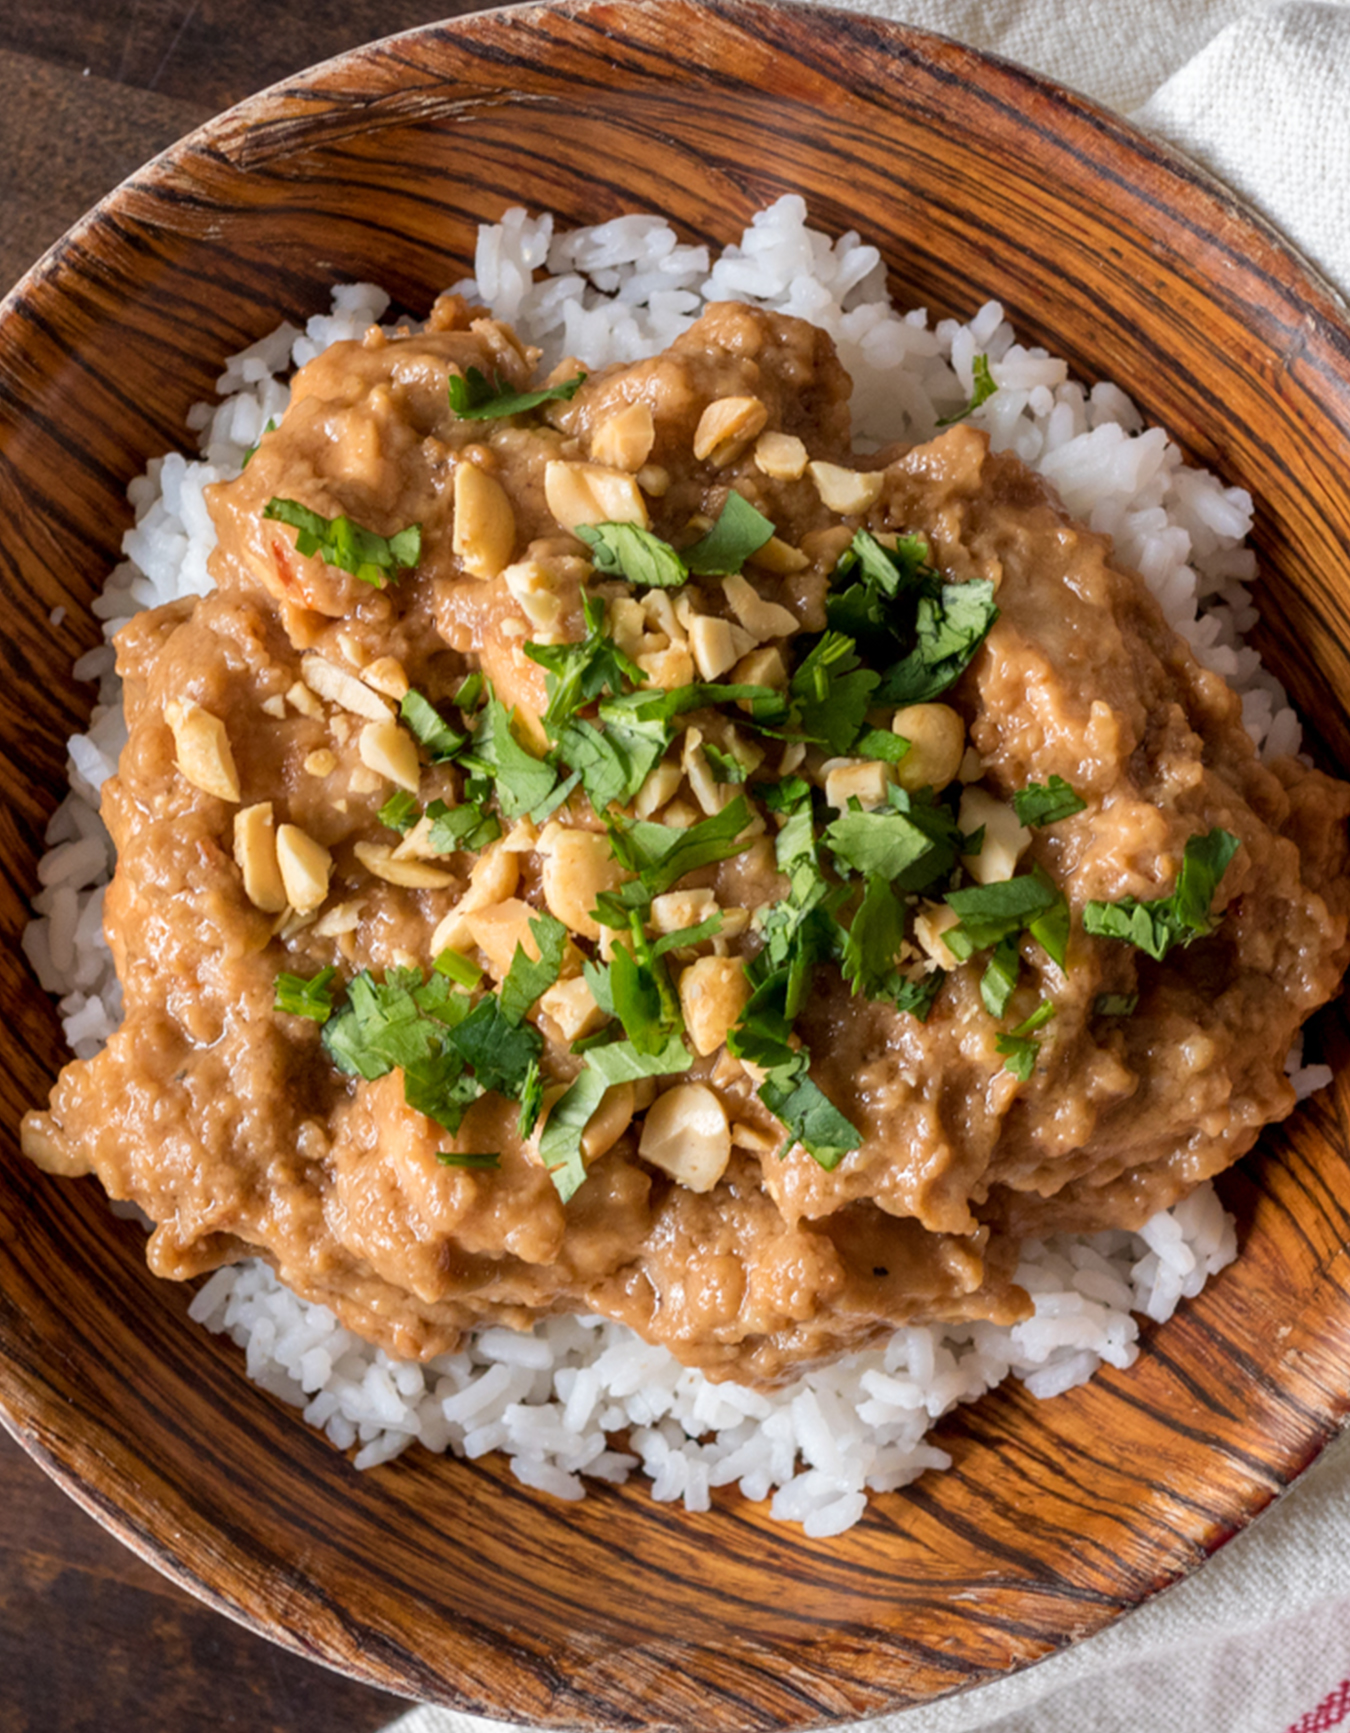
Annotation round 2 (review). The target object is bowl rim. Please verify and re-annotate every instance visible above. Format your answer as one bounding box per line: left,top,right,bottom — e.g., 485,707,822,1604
5,0,1350,1725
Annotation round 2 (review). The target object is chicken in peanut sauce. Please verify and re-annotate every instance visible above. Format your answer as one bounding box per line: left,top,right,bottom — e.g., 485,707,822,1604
22,297,1350,1388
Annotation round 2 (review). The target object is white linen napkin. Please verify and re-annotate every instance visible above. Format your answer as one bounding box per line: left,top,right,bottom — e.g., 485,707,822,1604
383,6,1350,1729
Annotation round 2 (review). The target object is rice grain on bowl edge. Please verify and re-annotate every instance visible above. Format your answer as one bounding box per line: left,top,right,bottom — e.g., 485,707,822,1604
23,196,1332,1537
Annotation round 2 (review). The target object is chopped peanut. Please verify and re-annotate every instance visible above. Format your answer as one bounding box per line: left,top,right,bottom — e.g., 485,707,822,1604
164,700,241,804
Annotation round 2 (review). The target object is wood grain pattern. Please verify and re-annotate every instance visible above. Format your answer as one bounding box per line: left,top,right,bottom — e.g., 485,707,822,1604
2,2,1350,1726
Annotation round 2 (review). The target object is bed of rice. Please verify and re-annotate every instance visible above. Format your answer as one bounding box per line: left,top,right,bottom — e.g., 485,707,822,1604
23,196,1332,1538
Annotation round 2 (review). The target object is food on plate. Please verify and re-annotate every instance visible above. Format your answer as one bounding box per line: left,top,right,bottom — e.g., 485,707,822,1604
19,202,1350,1528
22,296,1350,1387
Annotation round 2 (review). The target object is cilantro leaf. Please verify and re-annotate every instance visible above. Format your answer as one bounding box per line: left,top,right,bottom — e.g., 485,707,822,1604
996,1000,1055,1081
524,590,644,730
851,726,911,765
446,997,544,1097
824,792,963,894
1094,992,1139,1017
1082,829,1240,963
1013,776,1088,827
944,866,1068,967
378,790,421,833
789,632,879,756
555,714,667,814
577,523,688,589
437,1151,501,1170
537,1030,692,1201
468,695,559,819
498,913,570,1026
274,966,338,1025
701,742,750,783
893,971,945,1021
426,797,502,854
980,933,1021,1017
839,874,909,1003
263,498,420,589
683,492,776,575
874,577,999,707
401,690,467,763
936,354,999,427
604,795,753,899
758,1054,861,1170
448,366,586,420
826,530,937,660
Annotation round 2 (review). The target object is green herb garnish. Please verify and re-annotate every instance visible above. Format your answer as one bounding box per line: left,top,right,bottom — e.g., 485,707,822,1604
436,1151,501,1170
1094,992,1139,1017
1013,777,1088,827
378,790,422,834
262,498,421,589
538,1030,692,1201
577,523,688,590
448,366,586,420
1083,829,1240,962
274,966,338,1025
995,1000,1055,1081
683,491,776,575
944,866,1069,969
936,354,998,427
426,797,502,854
401,690,467,763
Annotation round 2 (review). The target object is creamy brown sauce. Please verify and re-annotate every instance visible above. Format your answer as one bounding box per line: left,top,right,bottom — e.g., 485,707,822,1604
22,301,1350,1387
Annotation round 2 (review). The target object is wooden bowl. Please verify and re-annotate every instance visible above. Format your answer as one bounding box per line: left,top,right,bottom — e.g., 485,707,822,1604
3,2,1350,1725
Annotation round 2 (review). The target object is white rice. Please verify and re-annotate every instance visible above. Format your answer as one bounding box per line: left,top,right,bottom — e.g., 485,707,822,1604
27,195,1331,1532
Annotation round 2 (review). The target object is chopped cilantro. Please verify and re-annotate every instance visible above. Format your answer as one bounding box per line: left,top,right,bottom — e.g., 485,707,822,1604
701,742,750,783
789,632,879,756
517,1058,545,1140
839,874,908,1004
466,696,559,820
604,795,752,900
497,913,570,1026
274,966,338,1025
826,530,937,660
824,788,963,894
996,1001,1055,1081
436,1151,500,1169
401,690,467,763
453,670,484,712
1094,992,1139,1017
851,726,911,765
893,971,945,1022
936,354,999,427
446,996,543,1098
378,790,422,833
1013,776,1088,827
1083,829,1240,962
577,523,688,590
537,1030,692,1201
944,866,1069,968
757,1054,861,1170
874,577,999,708
555,714,666,813
262,498,421,589
683,491,776,575
447,366,586,420
426,797,502,854
524,590,644,730
980,934,1021,1017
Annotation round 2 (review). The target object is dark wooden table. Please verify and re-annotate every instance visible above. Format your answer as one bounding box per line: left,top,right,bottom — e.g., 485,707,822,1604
0,7,502,1728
